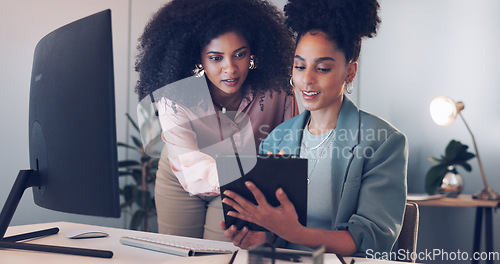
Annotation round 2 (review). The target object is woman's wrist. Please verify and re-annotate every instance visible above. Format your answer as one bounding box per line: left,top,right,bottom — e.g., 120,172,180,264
279,224,307,244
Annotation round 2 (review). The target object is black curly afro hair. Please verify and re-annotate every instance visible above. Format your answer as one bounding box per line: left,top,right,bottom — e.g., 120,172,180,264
284,0,381,63
135,0,295,101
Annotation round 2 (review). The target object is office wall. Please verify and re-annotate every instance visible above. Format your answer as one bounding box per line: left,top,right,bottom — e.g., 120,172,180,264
0,0,134,228
359,0,500,262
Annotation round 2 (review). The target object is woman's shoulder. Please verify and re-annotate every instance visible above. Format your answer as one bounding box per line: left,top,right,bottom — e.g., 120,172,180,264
356,110,407,149
359,110,404,135
264,111,306,139
259,115,296,153
341,96,405,139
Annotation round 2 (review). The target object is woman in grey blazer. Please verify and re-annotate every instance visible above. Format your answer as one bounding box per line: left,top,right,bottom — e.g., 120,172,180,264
221,0,408,257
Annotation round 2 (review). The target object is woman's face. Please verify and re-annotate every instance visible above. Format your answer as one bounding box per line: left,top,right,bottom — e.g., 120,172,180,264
201,31,251,95
292,31,357,112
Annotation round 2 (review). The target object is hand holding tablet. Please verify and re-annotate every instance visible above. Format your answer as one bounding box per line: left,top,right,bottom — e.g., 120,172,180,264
216,154,308,231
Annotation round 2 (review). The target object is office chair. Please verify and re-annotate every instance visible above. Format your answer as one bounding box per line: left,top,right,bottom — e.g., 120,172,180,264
397,202,419,262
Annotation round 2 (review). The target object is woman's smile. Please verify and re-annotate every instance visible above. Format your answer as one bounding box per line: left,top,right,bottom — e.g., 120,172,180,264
221,77,240,87
301,90,321,100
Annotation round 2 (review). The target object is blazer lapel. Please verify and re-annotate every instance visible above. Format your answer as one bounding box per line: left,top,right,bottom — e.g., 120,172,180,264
276,111,310,156
332,96,360,183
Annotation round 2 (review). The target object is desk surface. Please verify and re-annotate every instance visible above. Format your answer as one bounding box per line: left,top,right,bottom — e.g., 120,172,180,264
2,222,184,263
2,222,411,264
408,194,499,207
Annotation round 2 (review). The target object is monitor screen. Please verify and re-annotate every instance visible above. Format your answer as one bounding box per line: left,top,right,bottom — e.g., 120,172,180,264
28,9,120,218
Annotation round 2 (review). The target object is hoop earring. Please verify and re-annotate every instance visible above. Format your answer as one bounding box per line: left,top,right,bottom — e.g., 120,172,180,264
193,63,204,77
289,77,295,88
249,55,257,70
344,81,353,94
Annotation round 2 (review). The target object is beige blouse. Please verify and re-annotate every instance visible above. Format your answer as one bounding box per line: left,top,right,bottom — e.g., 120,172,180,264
156,79,298,196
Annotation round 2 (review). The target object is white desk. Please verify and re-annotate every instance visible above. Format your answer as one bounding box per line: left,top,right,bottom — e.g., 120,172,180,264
2,222,410,264
2,221,185,263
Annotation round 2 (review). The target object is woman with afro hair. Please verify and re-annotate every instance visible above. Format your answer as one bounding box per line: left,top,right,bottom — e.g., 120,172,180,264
221,0,408,256
135,0,298,241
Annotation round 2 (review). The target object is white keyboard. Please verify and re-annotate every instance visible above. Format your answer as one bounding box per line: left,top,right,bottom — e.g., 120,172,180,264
119,235,235,257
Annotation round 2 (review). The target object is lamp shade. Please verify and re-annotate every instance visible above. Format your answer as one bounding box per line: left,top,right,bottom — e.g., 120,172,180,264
429,96,464,126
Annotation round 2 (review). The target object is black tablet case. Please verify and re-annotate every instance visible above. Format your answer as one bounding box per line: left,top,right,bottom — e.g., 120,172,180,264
216,155,308,231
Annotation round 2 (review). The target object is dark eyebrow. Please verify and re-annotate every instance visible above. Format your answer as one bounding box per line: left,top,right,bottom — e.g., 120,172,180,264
315,57,335,62
294,55,305,61
294,55,335,62
206,46,249,55
234,46,249,53
206,51,223,55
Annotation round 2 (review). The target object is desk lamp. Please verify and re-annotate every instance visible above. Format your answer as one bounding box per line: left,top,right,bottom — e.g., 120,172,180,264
429,96,499,200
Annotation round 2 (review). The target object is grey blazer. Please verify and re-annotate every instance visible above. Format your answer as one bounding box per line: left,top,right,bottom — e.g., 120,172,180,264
259,95,408,256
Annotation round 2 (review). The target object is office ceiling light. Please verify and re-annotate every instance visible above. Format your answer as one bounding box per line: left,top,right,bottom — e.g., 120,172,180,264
430,96,498,200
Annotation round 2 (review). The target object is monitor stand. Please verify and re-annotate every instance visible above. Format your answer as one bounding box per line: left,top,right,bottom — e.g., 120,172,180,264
0,170,113,258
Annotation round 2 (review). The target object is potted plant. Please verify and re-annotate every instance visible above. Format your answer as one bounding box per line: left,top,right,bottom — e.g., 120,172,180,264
118,113,159,231
425,139,475,196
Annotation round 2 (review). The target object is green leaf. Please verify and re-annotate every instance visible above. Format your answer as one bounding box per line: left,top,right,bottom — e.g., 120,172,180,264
149,200,156,211
425,164,448,195
126,113,140,133
455,151,475,162
130,168,143,175
122,185,136,205
117,113,159,230
118,171,134,177
444,140,462,163
118,160,141,168
150,198,156,211
141,155,151,163
150,159,159,168
131,136,143,149
455,161,473,172
134,190,152,208
146,172,157,183
131,170,143,185
431,140,475,167
117,142,140,151
130,210,146,230
428,156,442,163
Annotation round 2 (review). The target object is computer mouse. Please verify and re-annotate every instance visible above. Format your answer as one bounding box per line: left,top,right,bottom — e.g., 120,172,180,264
67,229,109,239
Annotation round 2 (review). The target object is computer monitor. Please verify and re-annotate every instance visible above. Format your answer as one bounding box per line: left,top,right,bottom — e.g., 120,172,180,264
0,9,120,258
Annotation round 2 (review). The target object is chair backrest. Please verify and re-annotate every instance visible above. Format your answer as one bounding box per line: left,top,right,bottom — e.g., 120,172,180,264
398,202,419,262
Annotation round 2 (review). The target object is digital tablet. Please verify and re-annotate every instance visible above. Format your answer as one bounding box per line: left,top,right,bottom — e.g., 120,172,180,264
216,154,308,231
